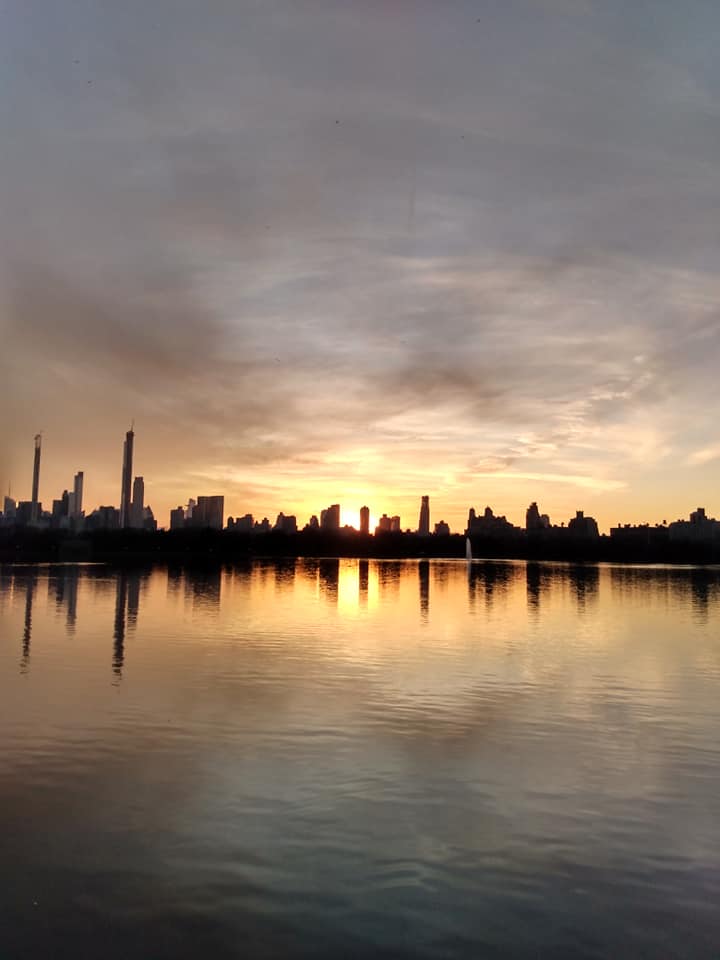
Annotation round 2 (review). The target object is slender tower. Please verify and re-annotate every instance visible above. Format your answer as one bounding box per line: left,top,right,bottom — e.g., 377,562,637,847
72,471,84,518
30,434,42,524
418,495,430,536
359,505,370,535
119,427,134,529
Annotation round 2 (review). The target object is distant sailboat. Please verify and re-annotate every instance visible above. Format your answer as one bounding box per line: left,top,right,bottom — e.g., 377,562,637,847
465,537,473,562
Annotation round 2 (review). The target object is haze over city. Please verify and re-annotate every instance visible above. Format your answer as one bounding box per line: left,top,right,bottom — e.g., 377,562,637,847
3,0,720,532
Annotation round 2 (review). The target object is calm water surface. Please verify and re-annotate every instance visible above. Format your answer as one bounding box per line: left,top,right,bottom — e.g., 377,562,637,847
1,559,720,958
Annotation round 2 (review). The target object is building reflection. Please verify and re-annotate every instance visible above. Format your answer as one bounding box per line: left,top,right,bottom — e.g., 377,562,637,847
21,571,37,672
112,570,143,678
377,561,402,600
297,558,320,591
184,567,222,610
568,564,599,610
689,568,716,623
273,558,297,595
48,568,65,608
432,562,449,591
0,567,13,618
127,571,141,628
418,560,429,622
318,559,339,605
358,559,369,609
526,562,551,617
468,561,512,611
65,567,79,632
44,565,81,633
113,572,128,678
167,565,184,598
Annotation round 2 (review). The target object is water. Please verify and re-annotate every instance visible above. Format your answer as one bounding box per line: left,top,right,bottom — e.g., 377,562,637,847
1,559,720,958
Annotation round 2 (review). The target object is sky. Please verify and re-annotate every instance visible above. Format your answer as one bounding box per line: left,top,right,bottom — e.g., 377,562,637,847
2,0,720,533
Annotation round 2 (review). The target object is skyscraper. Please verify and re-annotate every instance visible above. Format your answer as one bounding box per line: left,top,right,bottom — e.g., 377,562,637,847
131,476,144,529
359,505,370,535
418,495,430,536
170,506,186,530
320,504,340,531
192,496,224,530
119,428,134,529
30,434,41,524
72,471,84,518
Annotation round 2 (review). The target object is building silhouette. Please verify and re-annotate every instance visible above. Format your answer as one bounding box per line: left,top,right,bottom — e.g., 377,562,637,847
30,434,42,524
130,476,144,529
418,496,430,536
359,505,370,535
274,512,298,534
226,513,253,533
87,505,120,530
568,510,599,538
119,427,134,529
526,501,550,531
68,471,84,519
170,506,185,530
376,513,392,534
467,506,522,539
668,508,720,544
320,504,340,532
434,520,450,536
192,495,224,530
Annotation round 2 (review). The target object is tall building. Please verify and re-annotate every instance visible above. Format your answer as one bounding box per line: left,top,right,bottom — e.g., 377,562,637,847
526,501,541,530
390,515,401,533
568,510,599,538
526,502,550,531
376,514,392,534
320,504,340,531
142,505,157,532
131,476,145,529
71,471,84,518
230,513,253,533
274,513,298,534
119,427,134,529
170,506,186,530
192,495,224,530
359,505,370,535
418,496,430,536
30,434,42,524
3,495,17,521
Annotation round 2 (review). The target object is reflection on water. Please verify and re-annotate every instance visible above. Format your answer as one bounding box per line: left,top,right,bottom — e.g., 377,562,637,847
418,560,429,622
2,560,720,959
21,570,36,672
358,558,369,608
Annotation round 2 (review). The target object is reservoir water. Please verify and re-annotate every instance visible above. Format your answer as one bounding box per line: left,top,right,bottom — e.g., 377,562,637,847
1,559,719,958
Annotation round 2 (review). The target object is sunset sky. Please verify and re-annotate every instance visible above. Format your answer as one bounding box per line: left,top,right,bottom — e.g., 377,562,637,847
3,0,720,533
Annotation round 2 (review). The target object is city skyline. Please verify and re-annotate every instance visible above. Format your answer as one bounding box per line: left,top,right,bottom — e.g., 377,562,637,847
3,428,720,537
3,2,720,535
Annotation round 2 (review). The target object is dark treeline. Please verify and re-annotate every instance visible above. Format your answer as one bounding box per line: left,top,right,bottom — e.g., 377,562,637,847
3,527,720,565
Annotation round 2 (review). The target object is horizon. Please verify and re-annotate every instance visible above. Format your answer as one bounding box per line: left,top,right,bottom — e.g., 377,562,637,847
3,427,716,536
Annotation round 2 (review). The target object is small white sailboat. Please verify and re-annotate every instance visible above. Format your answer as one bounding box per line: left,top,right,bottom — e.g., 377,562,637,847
465,537,473,562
